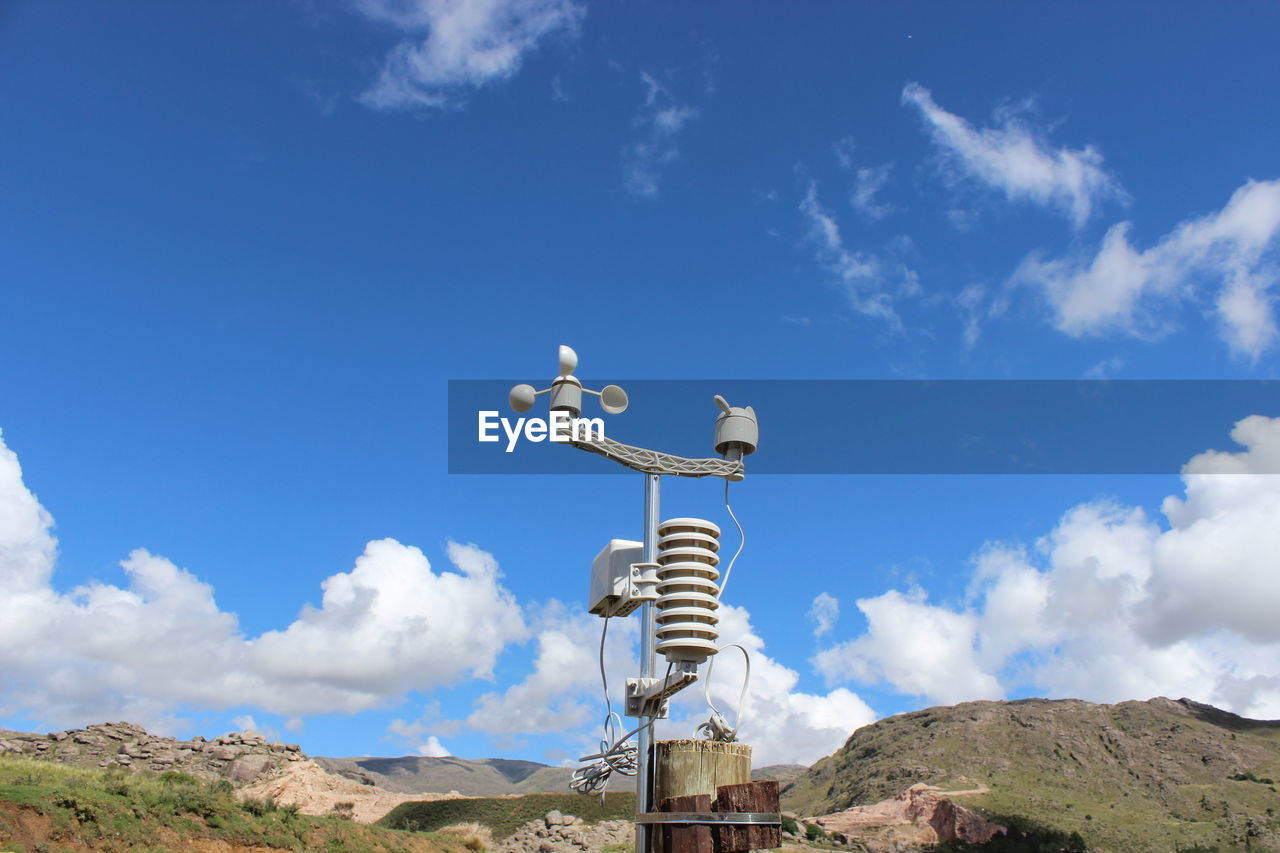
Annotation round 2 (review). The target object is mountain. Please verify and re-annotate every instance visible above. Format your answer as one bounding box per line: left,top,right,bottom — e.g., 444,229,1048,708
314,755,579,796
319,755,808,798
783,696,1280,852
752,763,809,788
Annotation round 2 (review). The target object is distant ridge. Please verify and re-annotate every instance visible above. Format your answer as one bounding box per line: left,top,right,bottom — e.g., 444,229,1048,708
314,754,578,796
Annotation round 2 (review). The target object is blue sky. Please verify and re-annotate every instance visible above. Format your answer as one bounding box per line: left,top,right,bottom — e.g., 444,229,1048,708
2,1,1279,768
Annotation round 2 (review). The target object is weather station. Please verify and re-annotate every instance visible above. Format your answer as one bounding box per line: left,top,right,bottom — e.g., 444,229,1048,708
506,346,780,853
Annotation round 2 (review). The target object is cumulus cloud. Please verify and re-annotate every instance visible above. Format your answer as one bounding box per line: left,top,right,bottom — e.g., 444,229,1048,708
0,430,869,764
661,604,877,766
813,415,1280,720
1013,179,1280,359
1138,415,1280,645
902,82,1125,228
418,735,451,756
814,588,1003,706
251,539,526,700
0,430,527,730
354,0,584,110
800,181,920,327
622,73,698,199
462,600,875,765
233,714,259,733
466,603,638,735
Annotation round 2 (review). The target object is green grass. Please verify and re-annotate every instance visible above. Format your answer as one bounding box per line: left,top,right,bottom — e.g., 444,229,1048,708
378,791,636,839
0,754,438,853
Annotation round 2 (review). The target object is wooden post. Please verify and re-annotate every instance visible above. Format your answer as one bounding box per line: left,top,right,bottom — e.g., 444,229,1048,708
650,742,780,853
659,793,711,853
653,739,751,802
713,781,781,853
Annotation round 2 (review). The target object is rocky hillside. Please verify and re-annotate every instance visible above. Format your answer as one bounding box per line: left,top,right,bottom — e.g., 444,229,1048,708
784,696,1280,852
0,723,583,798
0,721,305,784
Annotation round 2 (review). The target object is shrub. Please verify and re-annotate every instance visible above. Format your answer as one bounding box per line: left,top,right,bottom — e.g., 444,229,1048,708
171,787,225,820
239,796,277,817
804,822,827,841
159,771,200,786
781,816,800,835
439,822,493,852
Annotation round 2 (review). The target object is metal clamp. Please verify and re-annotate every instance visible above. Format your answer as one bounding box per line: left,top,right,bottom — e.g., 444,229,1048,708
635,813,781,826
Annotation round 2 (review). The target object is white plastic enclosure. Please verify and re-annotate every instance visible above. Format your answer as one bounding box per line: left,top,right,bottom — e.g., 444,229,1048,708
589,539,656,618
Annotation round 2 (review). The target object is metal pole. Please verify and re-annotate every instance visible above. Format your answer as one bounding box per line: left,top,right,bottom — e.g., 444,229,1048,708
636,472,660,853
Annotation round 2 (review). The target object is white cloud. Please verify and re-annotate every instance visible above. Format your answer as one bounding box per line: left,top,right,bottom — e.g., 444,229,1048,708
622,73,698,199
1081,355,1126,379
232,714,281,742
833,137,896,220
814,415,1280,720
800,181,919,327
0,430,870,765
902,82,1125,228
251,539,527,700
461,600,875,766
354,0,584,110
808,592,839,638
0,430,528,731
814,588,1003,706
1013,179,1280,359
662,604,877,767
955,282,987,348
466,603,637,735
418,735,451,756
850,165,896,220
1138,415,1280,645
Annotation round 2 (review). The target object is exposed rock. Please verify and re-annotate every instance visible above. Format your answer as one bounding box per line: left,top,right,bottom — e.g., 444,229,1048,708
814,783,1003,850
500,817,633,853
236,758,462,823
0,722,308,785
227,754,277,783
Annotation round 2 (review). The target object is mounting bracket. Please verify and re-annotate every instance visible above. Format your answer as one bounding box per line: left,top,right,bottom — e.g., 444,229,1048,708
625,669,699,719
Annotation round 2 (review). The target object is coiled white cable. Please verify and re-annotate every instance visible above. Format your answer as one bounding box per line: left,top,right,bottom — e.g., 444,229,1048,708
572,634,672,797
570,718,647,796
